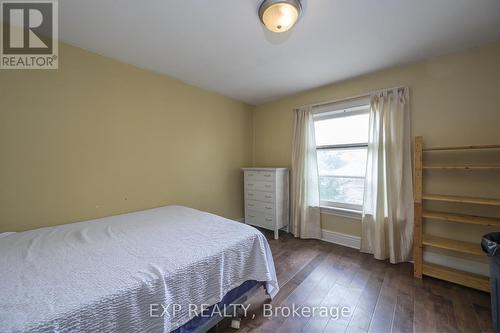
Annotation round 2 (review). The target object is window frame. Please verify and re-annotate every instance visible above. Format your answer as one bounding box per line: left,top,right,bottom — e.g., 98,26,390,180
313,99,370,213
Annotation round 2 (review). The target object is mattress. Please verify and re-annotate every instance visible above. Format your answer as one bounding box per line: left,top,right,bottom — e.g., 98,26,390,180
0,206,278,332
174,280,260,333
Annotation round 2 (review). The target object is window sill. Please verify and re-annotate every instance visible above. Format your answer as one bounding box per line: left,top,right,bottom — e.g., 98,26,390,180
320,206,362,220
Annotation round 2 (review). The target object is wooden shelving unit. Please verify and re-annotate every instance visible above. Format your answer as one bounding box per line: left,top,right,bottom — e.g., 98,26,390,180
413,136,500,292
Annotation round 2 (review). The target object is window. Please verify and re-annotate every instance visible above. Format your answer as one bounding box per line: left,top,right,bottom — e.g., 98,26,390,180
313,99,370,212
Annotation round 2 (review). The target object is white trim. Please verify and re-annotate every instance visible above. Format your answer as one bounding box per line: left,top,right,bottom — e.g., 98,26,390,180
320,206,362,220
321,229,361,249
311,96,370,115
316,143,368,150
320,200,363,212
313,105,369,120
297,85,405,110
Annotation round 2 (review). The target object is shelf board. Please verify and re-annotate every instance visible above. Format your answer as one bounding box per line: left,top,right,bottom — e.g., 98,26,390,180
422,211,500,227
423,234,483,256
423,211,500,227
423,263,490,292
423,194,500,206
423,165,500,170
423,144,500,151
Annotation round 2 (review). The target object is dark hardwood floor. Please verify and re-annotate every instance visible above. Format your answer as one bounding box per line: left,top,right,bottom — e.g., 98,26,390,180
216,230,493,333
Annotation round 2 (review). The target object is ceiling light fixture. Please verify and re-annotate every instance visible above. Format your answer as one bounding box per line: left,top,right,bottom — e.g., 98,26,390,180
259,0,302,33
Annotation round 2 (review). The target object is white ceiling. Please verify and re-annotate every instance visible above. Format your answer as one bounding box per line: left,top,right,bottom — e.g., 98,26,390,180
60,0,500,105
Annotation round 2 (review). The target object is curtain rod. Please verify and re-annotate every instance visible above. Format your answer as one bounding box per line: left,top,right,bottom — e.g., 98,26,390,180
297,85,406,110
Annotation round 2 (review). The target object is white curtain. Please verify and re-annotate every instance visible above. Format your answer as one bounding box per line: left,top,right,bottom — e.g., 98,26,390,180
290,106,322,239
361,87,414,263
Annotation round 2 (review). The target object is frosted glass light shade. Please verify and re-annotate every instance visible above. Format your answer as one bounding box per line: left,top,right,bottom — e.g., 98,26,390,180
259,0,301,33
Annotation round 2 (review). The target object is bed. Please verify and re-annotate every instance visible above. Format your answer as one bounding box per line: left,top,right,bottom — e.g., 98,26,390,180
0,206,279,332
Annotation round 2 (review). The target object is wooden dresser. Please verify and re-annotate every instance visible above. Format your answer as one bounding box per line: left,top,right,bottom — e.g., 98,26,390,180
242,168,289,239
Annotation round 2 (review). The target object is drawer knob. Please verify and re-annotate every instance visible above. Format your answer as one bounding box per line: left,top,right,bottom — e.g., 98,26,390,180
249,215,255,218
248,193,254,196
264,174,271,177
265,218,272,222
265,195,272,199
266,207,272,210
249,204,254,207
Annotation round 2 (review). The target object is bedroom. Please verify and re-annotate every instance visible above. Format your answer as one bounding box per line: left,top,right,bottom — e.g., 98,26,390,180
1,0,500,332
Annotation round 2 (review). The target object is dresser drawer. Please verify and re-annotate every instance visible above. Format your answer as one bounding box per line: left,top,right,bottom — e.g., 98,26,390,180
246,199,274,214
245,180,275,192
244,170,275,182
245,190,275,203
245,210,275,229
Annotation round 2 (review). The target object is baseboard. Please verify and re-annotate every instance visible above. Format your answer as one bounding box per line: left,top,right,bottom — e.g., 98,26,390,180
321,229,361,249
320,229,489,276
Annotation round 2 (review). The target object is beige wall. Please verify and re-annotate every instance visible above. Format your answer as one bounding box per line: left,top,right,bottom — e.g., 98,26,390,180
253,42,500,241
2,40,500,241
0,43,253,232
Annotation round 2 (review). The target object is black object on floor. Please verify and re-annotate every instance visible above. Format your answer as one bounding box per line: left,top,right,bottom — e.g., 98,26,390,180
482,232,500,333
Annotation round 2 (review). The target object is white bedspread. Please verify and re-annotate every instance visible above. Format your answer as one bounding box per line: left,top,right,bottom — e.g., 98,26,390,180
0,206,278,332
